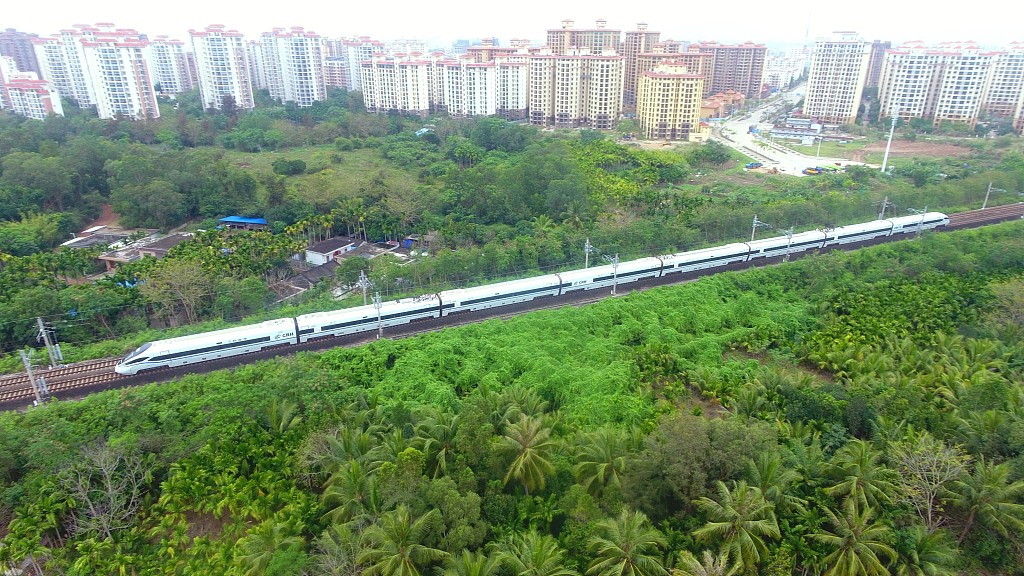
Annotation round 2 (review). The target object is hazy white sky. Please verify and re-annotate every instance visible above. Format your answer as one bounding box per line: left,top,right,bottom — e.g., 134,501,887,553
5,0,1020,49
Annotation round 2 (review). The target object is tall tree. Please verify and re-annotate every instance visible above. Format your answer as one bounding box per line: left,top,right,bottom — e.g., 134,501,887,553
889,433,969,533
439,550,503,576
811,500,895,576
693,481,780,572
234,520,305,576
948,456,1024,545
894,526,957,576
357,506,447,576
496,529,578,576
586,508,667,576
574,427,635,498
672,550,738,576
501,415,557,495
826,439,898,509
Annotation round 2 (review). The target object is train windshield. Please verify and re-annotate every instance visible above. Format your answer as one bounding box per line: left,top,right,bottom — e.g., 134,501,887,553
120,342,152,363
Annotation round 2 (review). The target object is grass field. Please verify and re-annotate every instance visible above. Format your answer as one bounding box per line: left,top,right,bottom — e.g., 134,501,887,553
788,140,869,160
225,146,424,206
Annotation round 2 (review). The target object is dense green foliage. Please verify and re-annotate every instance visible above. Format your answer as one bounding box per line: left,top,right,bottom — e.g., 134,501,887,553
2,221,1024,574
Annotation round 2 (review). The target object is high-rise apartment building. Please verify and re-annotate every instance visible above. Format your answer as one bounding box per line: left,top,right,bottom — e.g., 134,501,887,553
637,47,713,97
335,37,384,91
981,43,1024,119
0,28,41,76
529,48,623,129
764,51,805,90
80,29,159,119
878,41,994,129
33,26,96,108
360,54,432,117
803,32,870,125
443,58,497,116
32,24,158,119
694,41,766,98
622,23,660,109
256,27,326,107
144,36,194,95
546,19,621,55
636,61,703,140
189,24,254,111
865,40,891,88
0,56,63,119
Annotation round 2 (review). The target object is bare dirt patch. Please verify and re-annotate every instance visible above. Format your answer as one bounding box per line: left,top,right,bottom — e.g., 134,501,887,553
849,141,973,162
84,204,119,229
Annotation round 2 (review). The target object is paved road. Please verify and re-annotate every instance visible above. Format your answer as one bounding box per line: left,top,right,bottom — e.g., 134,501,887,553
710,85,861,177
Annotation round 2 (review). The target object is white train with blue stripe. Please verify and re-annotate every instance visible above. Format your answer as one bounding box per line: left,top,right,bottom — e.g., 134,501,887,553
115,213,949,375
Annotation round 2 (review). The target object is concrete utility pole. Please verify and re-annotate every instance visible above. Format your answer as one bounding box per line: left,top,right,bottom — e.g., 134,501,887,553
881,114,898,173
982,182,1007,210
20,350,48,406
603,254,620,295
876,196,892,220
783,227,795,262
372,292,383,340
356,270,371,306
36,317,63,368
908,206,928,237
584,238,596,269
751,214,772,241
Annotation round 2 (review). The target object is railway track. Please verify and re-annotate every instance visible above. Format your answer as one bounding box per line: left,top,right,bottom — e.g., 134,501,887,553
2,205,1022,411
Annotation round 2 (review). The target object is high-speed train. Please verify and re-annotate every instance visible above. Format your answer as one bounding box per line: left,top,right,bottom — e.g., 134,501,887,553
115,212,949,375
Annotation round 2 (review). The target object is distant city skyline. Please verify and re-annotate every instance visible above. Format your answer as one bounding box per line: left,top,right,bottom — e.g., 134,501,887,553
4,0,1021,50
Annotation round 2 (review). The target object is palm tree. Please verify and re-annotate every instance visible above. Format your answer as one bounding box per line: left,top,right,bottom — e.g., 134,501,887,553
501,415,558,495
826,439,898,509
321,459,380,525
811,500,895,576
532,215,557,238
673,550,738,576
586,508,667,576
745,452,806,516
439,549,503,576
693,481,780,572
894,526,957,576
496,529,579,576
357,506,448,576
263,399,303,436
573,427,635,498
234,520,304,576
415,410,459,479
948,456,1024,545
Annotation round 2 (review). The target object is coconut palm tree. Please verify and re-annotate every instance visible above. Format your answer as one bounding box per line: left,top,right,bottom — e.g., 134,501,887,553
826,439,898,509
948,456,1024,545
894,525,957,576
573,427,636,498
501,415,558,495
745,452,806,516
496,528,579,576
357,506,447,576
321,459,380,525
811,500,895,576
234,520,304,576
693,481,780,572
439,549,503,576
673,550,738,576
415,409,459,479
586,508,667,576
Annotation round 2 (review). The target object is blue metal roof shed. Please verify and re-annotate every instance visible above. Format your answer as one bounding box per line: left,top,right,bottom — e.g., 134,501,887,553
219,216,268,230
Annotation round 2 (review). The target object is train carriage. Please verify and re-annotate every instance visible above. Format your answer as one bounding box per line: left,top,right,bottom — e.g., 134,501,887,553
557,257,664,294
114,318,298,375
825,219,894,246
660,243,750,274
296,296,442,342
439,275,561,313
887,212,950,235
